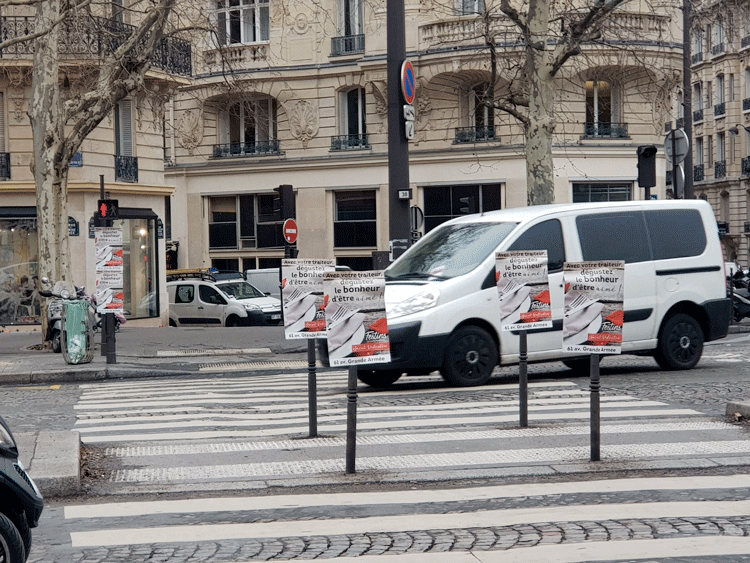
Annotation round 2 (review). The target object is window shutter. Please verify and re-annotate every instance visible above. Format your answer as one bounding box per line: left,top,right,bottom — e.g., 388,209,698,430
119,100,133,157
0,93,5,153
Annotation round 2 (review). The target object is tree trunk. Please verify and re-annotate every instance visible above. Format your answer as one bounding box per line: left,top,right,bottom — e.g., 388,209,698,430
30,0,70,344
525,0,555,206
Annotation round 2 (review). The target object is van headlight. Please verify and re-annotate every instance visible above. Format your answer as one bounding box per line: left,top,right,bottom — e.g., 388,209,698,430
244,303,261,311
388,289,440,319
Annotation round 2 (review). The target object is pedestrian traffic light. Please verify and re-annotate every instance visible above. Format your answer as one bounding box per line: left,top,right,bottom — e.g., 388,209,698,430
637,145,657,188
459,196,477,214
274,184,295,220
98,199,119,219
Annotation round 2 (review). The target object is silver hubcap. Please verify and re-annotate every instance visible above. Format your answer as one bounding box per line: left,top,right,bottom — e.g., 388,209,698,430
465,350,480,364
679,335,691,349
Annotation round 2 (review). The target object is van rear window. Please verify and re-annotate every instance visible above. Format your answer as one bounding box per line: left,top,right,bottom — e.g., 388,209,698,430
644,209,706,259
577,212,650,263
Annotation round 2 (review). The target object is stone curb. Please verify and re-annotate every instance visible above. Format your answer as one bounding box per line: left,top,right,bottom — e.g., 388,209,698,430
16,430,80,498
726,401,750,420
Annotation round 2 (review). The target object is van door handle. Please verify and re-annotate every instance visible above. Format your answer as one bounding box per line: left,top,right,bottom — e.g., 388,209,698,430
198,306,204,309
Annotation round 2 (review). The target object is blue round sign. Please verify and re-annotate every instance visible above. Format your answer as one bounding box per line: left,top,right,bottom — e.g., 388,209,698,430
401,60,415,105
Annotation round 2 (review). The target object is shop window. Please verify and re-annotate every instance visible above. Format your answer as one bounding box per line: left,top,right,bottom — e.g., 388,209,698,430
423,184,502,232
209,196,238,249
334,191,376,247
216,0,270,45
208,193,286,250
0,210,39,325
572,182,631,202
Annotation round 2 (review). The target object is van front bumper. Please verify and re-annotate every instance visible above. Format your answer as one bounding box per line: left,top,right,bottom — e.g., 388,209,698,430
372,321,450,371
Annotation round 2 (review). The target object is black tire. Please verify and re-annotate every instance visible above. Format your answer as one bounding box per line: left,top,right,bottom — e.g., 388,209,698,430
440,326,497,386
225,316,242,328
0,512,25,563
357,369,402,387
562,358,591,373
7,511,30,562
51,330,61,354
655,313,704,370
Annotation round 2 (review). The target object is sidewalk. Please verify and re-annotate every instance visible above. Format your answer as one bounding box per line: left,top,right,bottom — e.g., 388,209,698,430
4,321,750,498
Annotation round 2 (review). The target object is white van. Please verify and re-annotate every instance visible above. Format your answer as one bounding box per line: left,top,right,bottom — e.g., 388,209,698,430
354,200,732,387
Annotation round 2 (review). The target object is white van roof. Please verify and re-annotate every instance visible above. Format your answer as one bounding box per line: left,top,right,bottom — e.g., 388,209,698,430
444,200,712,226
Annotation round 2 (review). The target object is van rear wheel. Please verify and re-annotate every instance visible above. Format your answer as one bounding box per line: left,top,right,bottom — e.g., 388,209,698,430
655,313,704,370
441,326,497,387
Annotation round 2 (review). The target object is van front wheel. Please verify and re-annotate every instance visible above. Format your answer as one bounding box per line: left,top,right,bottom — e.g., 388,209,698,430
441,326,497,386
655,313,704,370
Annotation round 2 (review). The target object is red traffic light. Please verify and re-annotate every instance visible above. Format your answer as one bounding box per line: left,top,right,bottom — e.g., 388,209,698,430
98,199,119,219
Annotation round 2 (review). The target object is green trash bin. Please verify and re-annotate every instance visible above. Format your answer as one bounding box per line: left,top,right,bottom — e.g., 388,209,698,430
61,300,94,365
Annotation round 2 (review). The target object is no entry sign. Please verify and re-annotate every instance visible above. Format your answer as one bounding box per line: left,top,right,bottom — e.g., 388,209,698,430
283,218,298,244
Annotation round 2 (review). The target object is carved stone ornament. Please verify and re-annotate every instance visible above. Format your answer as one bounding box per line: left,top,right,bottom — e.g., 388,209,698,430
287,100,318,148
177,107,204,155
9,90,25,123
366,81,388,133
292,13,310,34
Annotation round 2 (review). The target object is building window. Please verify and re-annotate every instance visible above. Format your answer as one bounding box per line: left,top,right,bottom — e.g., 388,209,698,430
208,194,285,250
423,184,502,232
584,80,625,137
334,191,376,247
216,0,270,45
695,136,704,165
115,100,138,182
692,28,703,62
572,183,632,202
713,21,725,54
339,0,363,37
458,0,485,15
332,88,368,149
0,211,39,325
472,83,494,131
216,98,278,156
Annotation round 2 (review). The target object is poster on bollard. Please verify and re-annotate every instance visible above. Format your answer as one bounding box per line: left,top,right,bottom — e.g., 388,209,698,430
496,250,552,331
323,271,390,367
282,259,335,339
94,227,124,314
563,261,625,354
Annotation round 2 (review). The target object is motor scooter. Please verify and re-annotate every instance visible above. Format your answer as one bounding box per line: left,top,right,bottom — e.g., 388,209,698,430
0,415,44,563
730,268,750,322
38,279,75,354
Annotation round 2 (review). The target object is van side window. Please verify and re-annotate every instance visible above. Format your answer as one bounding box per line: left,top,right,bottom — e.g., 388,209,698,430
199,285,226,305
508,219,566,272
577,212,650,263
175,285,194,304
645,209,706,259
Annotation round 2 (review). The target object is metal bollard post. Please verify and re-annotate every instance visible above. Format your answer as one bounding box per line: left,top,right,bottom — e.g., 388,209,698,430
590,353,600,461
307,340,317,437
346,366,358,474
518,331,528,427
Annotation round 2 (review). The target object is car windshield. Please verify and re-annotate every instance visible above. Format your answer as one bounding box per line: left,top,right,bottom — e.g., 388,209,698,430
218,281,265,299
386,221,517,280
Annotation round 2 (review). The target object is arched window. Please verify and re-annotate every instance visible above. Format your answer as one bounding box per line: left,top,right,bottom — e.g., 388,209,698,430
585,79,624,138
218,97,278,156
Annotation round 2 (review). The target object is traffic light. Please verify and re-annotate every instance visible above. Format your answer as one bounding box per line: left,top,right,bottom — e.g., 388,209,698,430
637,145,657,188
274,184,295,220
459,196,477,214
98,199,119,219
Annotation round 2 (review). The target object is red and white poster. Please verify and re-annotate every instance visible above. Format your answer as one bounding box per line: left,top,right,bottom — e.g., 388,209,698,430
496,250,552,331
94,227,124,314
323,271,390,367
282,259,335,339
563,261,625,354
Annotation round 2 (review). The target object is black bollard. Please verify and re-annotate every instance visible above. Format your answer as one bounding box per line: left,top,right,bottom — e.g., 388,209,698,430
346,366,358,474
307,340,317,437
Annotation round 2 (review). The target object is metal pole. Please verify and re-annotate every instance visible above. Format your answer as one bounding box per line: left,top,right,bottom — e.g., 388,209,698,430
682,0,694,199
346,366,358,474
308,339,317,437
105,313,116,364
387,0,411,262
518,331,528,427
590,353,601,462
99,175,108,357
672,130,680,198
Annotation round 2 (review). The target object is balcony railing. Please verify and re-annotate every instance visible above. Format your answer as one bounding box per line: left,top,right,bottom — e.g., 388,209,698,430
714,102,726,117
0,153,9,180
114,155,138,183
744,98,750,111
583,122,628,138
666,169,672,185
212,141,281,158
742,156,750,176
694,164,704,181
712,43,725,55
331,134,369,150
743,35,750,48
676,117,684,129
691,52,703,64
0,16,192,76
331,34,365,56
715,160,726,178
455,126,497,143
693,109,704,122
744,222,750,234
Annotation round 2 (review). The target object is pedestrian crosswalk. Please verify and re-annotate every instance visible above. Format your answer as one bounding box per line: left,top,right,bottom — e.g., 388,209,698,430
48,372,750,562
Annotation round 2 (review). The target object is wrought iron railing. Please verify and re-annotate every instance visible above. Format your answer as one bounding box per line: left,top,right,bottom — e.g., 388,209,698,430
583,122,628,138
693,109,704,122
212,141,281,157
331,134,369,150
0,16,192,76
114,155,138,183
0,153,9,180
744,222,750,234
691,52,703,64
712,43,725,55
694,164,704,182
742,156,750,176
742,35,750,48
331,34,365,56
715,160,726,178
455,126,497,143
676,117,684,129
714,102,726,116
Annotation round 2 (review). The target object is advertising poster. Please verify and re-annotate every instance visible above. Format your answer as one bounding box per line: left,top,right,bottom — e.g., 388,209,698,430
282,259,335,339
94,227,124,314
496,250,552,331
323,271,390,367
563,261,625,354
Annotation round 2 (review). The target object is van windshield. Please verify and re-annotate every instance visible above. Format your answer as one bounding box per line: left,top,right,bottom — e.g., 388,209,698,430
217,281,265,299
386,222,517,280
